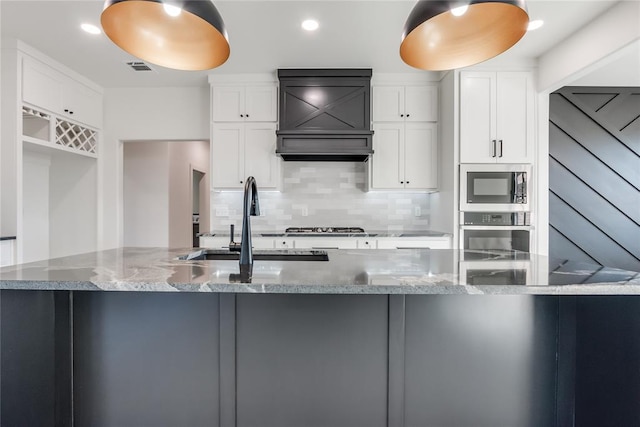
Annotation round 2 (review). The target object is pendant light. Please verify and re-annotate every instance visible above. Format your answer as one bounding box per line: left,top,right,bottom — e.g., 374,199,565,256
400,0,529,71
101,0,230,71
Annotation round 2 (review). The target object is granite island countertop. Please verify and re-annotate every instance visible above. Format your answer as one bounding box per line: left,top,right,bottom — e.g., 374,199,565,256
1,247,639,295
200,230,452,238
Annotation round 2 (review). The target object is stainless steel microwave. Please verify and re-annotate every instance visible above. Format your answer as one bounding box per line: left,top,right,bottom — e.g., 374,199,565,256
460,164,531,212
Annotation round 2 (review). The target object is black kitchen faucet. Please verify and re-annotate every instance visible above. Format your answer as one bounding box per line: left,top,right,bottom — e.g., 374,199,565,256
229,176,260,277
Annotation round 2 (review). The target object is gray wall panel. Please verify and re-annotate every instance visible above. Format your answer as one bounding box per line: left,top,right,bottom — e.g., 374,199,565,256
549,123,640,223
73,292,220,427
550,93,639,185
404,295,558,427
550,158,640,254
550,192,640,271
235,294,389,427
549,226,599,265
1,291,57,427
549,88,640,272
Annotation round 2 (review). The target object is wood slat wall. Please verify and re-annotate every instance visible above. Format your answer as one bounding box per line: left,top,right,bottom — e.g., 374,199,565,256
549,87,640,272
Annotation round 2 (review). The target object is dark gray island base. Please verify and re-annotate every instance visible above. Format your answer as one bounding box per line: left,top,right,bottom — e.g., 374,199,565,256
1,248,639,427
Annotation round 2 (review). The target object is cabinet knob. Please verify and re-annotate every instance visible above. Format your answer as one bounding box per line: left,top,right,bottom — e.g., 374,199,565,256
406,181,410,184
240,114,244,118
246,114,249,118
64,109,69,113
240,180,243,184
69,111,74,115
400,114,404,117
400,181,404,184
406,114,410,118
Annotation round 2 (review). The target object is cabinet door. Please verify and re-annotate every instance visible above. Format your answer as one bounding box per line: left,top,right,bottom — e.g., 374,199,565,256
245,85,277,122
211,124,244,189
373,86,404,121
357,239,376,249
212,86,245,122
460,72,497,163
251,238,275,249
62,78,102,128
371,123,404,189
22,57,64,114
496,72,533,163
405,85,438,122
404,122,437,190
276,239,294,249
244,123,280,189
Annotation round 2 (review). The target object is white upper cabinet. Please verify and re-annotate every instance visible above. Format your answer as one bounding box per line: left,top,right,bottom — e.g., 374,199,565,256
211,84,277,122
460,71,534,163
22,56,102,128
373,85,438,122
370,122,437,190
211,122,280,190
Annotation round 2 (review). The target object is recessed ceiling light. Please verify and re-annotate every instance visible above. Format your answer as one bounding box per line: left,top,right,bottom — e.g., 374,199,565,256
302,19,319,31
163,3,182,17
450,5,469,17
81,23,101,35
527,20,544,31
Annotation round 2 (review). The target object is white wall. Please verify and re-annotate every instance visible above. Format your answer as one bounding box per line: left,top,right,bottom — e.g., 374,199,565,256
49,151,97,258
101,86,209,249
429,71,457,242
168,140,209,248
538,1,640,92
123,141,170,247
22,149,51,263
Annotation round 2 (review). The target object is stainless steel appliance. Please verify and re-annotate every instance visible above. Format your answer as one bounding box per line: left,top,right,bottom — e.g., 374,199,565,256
285,227,367,236
460,164,531,212
460,212,532,253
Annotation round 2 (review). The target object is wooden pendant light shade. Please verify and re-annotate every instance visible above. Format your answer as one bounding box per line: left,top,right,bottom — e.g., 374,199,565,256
400,0,529,71
101,0,230,71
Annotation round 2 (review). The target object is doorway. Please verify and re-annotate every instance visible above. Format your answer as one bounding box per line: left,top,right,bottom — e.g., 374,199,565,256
123,140,210,248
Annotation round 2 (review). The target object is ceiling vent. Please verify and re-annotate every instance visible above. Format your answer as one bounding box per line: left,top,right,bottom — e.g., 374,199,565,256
126,61,154,72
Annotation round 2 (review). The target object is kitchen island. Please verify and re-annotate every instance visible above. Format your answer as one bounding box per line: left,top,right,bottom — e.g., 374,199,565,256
1,248,639,427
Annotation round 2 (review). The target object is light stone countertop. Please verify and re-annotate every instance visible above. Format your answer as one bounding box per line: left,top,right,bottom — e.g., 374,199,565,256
0,248,639,295
201,230,452,238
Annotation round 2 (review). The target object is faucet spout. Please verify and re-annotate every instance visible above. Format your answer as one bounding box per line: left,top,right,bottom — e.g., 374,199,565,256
239,176,260,275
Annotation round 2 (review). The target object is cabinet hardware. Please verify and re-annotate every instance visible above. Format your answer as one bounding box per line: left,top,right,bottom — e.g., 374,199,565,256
246,114,249,118
400,181,404,184
240,114,244,117
499,140,503,158
240,180,243,184
400,114,404,117
406,114,410,118
406,181,410,184
491,139,497,157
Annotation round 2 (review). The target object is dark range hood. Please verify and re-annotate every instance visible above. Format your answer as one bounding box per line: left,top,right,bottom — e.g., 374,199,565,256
276,69,373,161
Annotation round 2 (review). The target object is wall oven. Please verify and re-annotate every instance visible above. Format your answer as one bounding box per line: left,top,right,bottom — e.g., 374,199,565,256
459,212,532,254
460,164,531,212
459,212,534,285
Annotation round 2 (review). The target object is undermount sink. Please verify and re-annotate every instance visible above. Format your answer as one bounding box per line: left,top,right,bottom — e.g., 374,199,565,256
179,249,329,262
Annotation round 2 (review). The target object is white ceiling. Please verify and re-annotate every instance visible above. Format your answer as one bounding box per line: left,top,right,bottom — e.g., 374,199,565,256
0,0,632,88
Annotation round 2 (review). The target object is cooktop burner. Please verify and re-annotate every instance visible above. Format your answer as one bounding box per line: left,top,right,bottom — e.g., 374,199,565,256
285,227,365,234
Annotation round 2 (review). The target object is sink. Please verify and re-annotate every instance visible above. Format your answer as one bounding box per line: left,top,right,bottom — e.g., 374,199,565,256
180,249,329,261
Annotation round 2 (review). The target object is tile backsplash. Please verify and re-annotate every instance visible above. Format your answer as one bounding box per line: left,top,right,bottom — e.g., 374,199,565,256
210,162,431,232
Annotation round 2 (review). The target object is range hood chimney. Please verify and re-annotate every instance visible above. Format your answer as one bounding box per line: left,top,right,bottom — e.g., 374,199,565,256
276,69,374,161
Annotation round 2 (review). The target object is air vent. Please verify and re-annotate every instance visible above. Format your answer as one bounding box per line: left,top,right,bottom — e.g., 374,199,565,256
126,61,154,72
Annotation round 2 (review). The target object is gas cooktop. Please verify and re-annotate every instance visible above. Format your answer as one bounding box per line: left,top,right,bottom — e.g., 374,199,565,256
285,227,366,235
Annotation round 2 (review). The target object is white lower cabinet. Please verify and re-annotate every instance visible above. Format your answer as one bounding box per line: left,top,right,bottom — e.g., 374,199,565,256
0,240,16,267
376,237,451,249
200,235,451,250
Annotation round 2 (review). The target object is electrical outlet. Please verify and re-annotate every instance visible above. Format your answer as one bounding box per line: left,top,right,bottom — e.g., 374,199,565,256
215,208,229,217
301,206,308,217
414,206,421,217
